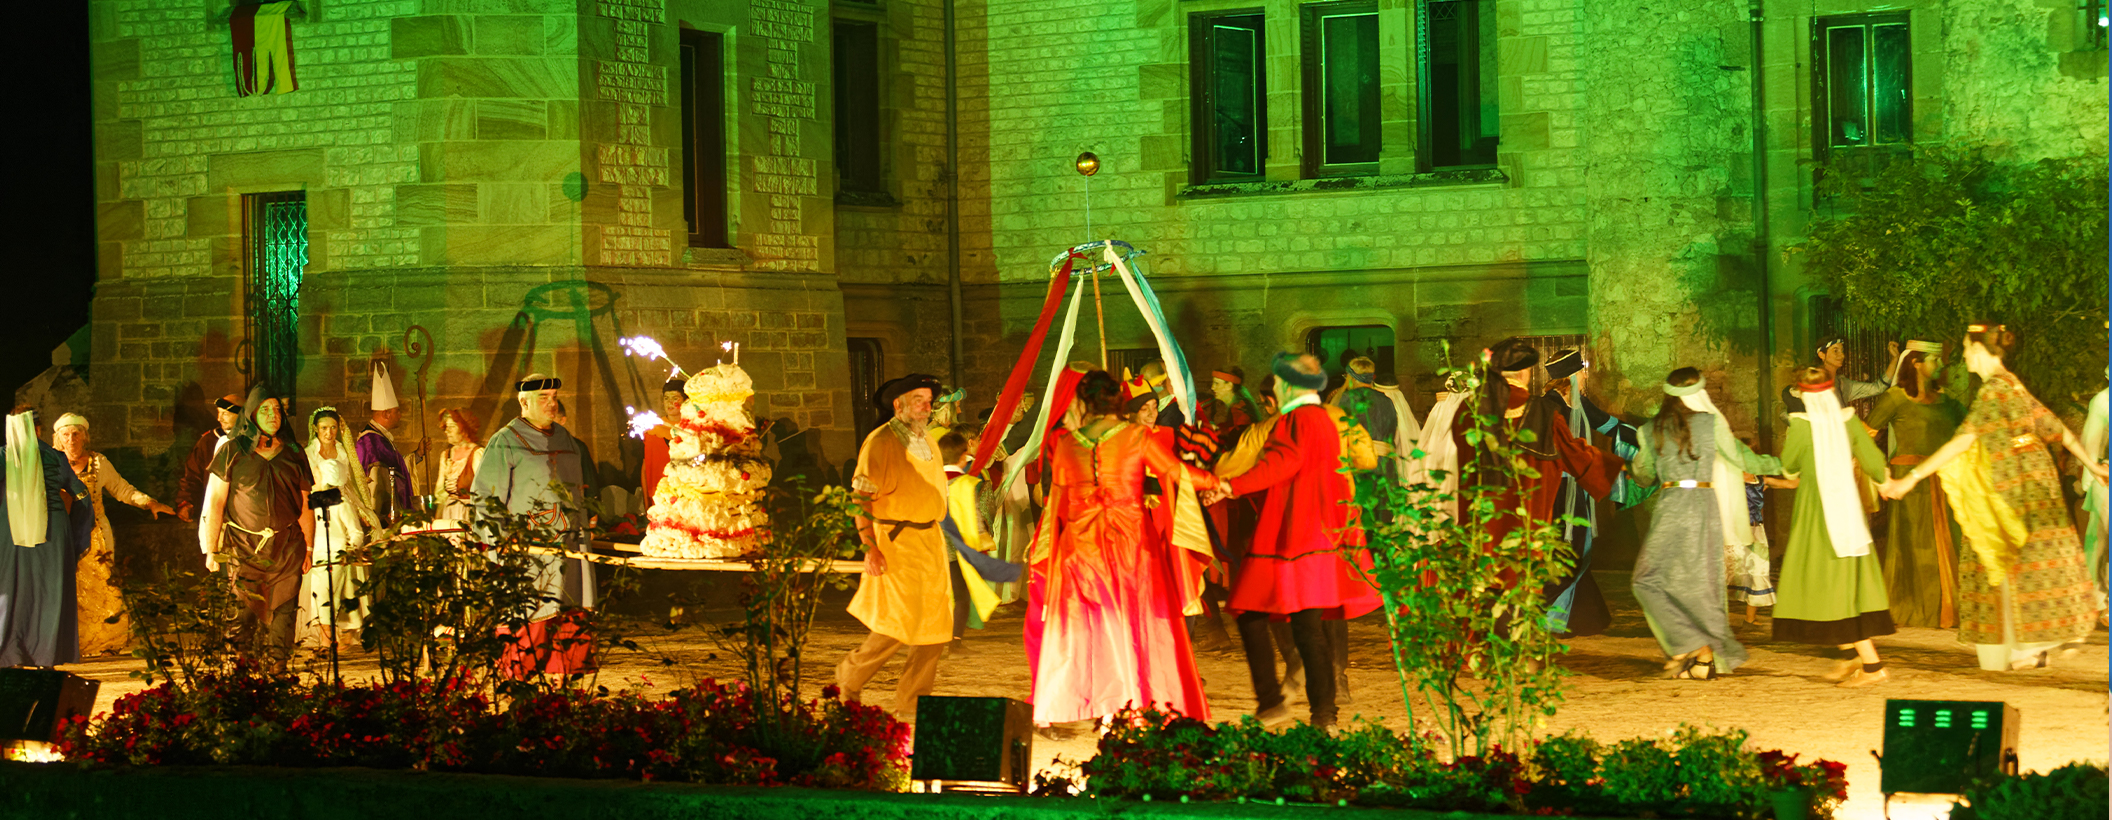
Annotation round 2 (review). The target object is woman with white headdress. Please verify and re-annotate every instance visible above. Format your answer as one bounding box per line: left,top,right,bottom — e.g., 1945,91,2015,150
1879,324,2104,671
302,407,384,644
0,410,90,667
1863,340,1966,628
1628,368,1781,679
1775,366,1895,687
50,413,175,657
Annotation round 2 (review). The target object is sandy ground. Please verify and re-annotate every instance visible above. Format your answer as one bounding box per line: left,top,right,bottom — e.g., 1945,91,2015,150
59,570,2105,819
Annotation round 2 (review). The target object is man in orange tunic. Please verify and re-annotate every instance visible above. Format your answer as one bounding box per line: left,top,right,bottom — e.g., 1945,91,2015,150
836,374,954,719
1208,353,1379,729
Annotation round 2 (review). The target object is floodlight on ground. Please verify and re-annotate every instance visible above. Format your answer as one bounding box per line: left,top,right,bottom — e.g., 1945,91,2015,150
910,695,1033,793
1878,699,2018,801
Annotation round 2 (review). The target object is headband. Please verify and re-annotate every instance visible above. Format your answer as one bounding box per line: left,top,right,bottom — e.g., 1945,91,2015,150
215,396,244,413
1816,338,1845,356
53,413,87,431
1966,324,2006,333
516,377,562,392
1662,381,1705,398
1905,340,1941,354
1211,370,1241,386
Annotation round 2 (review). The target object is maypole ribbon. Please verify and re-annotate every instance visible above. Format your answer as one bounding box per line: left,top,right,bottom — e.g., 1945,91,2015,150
1102,244,1195,424
967,253,1077,479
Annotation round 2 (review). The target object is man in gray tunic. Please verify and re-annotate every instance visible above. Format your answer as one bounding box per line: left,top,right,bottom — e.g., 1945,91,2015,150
472,373,596,676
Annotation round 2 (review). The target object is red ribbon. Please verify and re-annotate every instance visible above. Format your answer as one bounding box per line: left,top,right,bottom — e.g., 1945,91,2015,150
969,254,1077,478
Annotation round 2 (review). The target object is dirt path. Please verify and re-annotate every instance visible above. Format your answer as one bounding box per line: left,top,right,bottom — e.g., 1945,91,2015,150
62,571,2103,820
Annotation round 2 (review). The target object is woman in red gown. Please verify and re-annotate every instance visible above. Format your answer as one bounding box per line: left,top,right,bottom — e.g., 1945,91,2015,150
1028,368,1221,725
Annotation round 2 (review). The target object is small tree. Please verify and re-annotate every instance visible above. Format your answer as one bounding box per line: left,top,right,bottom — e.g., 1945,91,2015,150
1792,146,2109,412
1356,348,1574,761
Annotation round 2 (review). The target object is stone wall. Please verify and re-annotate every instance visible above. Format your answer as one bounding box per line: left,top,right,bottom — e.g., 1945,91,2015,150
88,0,858,490
1941,0,2109,162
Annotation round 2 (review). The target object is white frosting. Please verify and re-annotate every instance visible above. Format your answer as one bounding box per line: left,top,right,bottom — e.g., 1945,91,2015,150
641,363,772,560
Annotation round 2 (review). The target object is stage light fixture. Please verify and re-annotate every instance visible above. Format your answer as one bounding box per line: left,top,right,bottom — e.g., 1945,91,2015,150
1878,699,2018,799
0,668,99,744
909,695,1033,793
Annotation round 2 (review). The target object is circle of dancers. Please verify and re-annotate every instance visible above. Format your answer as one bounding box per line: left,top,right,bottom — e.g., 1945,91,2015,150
837,321,2107,733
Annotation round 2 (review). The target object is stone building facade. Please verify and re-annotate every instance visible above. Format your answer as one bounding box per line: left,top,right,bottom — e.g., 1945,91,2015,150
82,0,2104,560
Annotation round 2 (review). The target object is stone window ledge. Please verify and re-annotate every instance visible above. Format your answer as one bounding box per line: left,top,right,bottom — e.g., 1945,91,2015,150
834,190,901,208
1176,168,1507,200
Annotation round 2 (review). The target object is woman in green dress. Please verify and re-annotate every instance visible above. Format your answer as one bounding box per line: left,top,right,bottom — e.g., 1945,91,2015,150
1865,343,1966,628
1775,367,1895,687
1879,324,2105,671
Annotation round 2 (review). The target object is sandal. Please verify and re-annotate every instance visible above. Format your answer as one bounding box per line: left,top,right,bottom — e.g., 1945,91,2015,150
1672,656,1718,681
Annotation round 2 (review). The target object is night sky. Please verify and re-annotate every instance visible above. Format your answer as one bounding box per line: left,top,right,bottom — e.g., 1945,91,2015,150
6,5,96,402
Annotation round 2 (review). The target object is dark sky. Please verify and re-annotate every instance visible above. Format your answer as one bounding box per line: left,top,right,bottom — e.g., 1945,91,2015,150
4,5,96,401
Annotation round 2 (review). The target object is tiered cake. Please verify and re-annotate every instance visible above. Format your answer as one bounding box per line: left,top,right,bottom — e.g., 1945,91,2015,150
639,363,772,559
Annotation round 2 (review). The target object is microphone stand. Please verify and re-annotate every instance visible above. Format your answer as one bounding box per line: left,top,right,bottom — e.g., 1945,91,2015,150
318,502,340,688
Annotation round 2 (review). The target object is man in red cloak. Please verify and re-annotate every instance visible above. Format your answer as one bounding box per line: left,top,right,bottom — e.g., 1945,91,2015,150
1206,353,1379,729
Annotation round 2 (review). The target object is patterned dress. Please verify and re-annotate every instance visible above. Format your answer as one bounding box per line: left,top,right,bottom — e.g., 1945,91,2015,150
72,453,157,656
1943,374,2099,662
1866,388,1966,628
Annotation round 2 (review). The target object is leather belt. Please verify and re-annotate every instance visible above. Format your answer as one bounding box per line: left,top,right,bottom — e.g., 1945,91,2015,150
874,517,937,540
1889,454,1926,466
1661,480,1712,489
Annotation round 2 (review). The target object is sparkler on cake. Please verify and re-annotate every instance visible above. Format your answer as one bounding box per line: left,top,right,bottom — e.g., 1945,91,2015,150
637,360,772,559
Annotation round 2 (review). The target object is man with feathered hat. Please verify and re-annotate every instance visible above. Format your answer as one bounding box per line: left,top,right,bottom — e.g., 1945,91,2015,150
836,372,954,719
176,393,244,523
357,361,414,526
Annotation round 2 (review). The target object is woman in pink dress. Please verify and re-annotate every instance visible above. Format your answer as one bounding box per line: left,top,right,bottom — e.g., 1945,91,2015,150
1028,368,1221,725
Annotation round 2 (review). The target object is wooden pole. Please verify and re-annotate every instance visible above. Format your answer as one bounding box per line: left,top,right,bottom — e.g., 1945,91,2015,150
1089,253,1108,370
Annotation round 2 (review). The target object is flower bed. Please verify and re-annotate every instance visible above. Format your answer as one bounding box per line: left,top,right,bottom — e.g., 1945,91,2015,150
1061,708,1848,819
58,669,907,790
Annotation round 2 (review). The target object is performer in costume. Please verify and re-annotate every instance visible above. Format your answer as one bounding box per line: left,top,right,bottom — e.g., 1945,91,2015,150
200,390,315,664
1628,369,1780,679
176,394,243,523
1878,324,2104,671
1536,349,1638,636
0,411,90,667
1775,368,1894,687
1202,368,1263,431
938,430,1020,645
1026,369,1220,724
1865,341,1966,628
472,374,597,678
1818,337,1900,405
1403,371,1475,522
1208,354,1378,729
52,413,173,656
1735,466,1789,623
838,374,956,718
1210,375,1305,694
1451,339,1624,602
2080,381,2108,599
301,407,384,643
432,408,483,527
357,361,414,526
640,377,687,509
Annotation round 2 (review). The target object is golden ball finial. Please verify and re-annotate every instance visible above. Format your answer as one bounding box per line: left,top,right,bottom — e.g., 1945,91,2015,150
1075,152,1100,176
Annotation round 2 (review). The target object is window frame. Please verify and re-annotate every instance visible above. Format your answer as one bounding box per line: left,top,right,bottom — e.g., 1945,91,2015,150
242,190,307,398
832,18,888,199
679,29,731,249
1415,0,1498,172
848,337,884,442
1189,9,1270,185
1300,0,1382,178
1810,11,1912,162
1303,325,1396,385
